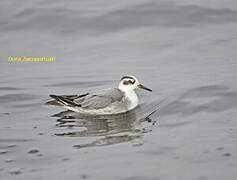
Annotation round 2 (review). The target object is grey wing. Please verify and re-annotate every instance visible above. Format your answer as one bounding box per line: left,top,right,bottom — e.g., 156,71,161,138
78,88,124,110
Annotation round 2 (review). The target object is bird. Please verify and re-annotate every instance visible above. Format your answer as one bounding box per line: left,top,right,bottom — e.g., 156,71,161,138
47,75,152,115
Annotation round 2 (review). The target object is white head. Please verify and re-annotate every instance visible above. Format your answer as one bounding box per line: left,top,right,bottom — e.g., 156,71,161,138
118,75,152,93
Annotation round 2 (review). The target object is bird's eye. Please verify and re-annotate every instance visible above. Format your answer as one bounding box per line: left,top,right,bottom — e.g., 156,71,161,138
123,80,129,85
123,80,135,85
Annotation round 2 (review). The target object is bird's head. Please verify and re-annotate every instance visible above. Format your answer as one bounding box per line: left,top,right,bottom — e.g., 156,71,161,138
118,75,152,92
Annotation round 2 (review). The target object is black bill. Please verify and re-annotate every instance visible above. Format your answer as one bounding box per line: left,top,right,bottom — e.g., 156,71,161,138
138,84,152,92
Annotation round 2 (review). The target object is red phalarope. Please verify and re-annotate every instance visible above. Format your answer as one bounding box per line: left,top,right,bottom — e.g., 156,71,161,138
47,75,152,115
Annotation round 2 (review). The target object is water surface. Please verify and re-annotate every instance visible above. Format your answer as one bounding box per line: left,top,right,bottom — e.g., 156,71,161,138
1,0,237,179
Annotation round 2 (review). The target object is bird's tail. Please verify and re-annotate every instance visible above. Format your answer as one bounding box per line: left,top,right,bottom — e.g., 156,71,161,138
49,95,81,107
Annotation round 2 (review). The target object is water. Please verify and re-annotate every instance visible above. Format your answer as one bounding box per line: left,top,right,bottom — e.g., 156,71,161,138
1,0,237,179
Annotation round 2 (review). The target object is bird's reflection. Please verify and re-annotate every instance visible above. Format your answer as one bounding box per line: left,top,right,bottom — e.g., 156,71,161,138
51,106,157,149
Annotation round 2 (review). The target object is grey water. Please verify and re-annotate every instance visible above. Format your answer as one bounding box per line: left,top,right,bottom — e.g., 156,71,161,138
1,0,237,179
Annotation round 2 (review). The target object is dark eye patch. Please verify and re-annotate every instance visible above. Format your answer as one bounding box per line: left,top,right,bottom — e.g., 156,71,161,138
123,80,135,85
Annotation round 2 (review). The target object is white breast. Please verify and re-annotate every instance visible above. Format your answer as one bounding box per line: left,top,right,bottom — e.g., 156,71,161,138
124,90,138,110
